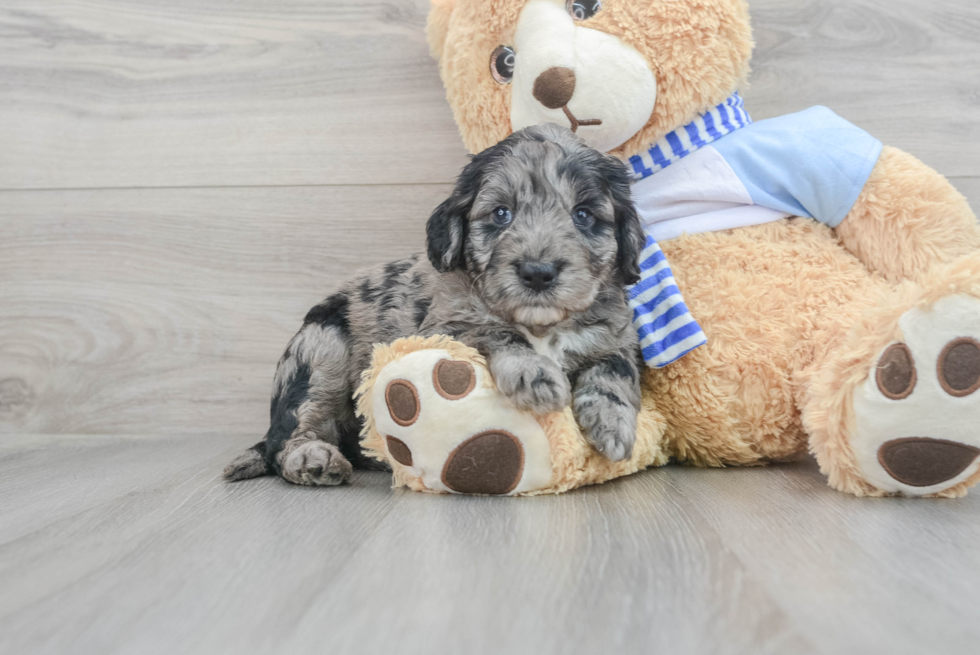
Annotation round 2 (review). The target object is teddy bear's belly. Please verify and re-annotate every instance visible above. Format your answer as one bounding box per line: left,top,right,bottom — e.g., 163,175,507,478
644,218,886,465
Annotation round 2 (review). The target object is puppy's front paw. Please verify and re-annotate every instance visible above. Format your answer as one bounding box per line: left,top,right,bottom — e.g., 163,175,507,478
574,388,637,461
491,353,571,414
281,438,353,486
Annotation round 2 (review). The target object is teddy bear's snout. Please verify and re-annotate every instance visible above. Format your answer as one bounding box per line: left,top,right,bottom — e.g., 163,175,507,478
532,66,576,110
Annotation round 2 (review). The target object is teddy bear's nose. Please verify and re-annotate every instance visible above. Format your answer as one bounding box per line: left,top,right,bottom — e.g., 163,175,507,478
532,67,576,109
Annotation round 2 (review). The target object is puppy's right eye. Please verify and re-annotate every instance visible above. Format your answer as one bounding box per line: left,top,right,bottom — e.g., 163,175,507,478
492,207,513,226
573,207,596,229
490,46,516,84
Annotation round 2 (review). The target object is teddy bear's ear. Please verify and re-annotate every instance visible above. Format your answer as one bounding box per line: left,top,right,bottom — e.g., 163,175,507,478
426,0,456,61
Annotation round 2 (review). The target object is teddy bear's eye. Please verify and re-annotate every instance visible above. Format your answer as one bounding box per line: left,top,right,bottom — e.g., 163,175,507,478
566,0,602,21
490,45,516,84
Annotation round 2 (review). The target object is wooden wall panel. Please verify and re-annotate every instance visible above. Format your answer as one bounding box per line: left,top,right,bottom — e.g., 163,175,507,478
0,0,978,189
0,185,448,435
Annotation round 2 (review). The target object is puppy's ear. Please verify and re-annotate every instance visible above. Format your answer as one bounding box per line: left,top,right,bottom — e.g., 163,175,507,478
600,155,646,285
615,195,646,286
426,194,470,273
427,143,500,272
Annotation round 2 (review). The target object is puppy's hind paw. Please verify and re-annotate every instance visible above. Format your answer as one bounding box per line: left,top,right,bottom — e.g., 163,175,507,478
491,353,571,415
281,438,353,487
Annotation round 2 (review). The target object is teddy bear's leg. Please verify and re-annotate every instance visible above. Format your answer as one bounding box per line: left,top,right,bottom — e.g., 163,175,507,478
359,337,672,495
648,221,883,471
835,146,980,283
804,252,980,497
364,346,558,495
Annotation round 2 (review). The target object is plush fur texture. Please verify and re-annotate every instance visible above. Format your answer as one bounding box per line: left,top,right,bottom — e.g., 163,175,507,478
401,0,980,497
837,146,980,283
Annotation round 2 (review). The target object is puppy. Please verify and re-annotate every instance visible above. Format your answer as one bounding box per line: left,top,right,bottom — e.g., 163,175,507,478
224,124,646,486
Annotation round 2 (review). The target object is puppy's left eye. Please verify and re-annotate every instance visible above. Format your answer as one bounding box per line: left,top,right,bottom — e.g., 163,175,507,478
492,206,514,226
566,0,602,21
573,207,596,229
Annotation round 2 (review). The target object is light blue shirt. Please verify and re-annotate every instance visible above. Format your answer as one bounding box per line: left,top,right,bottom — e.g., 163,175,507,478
711,106,883,228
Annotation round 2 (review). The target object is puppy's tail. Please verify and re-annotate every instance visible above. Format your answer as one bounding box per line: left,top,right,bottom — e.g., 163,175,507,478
223,441,272,481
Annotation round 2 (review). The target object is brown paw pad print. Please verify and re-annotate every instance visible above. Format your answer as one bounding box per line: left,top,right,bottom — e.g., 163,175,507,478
385,436,413,466
878,437,980,488
442,430,525,495
938,337,980,398
385,379,420,426
876,343,916,400
433,359,476,399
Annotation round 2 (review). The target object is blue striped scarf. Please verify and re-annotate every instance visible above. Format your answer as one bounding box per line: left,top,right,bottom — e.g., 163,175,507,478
629,93,752,182
628,236,707,367
626,93,752,367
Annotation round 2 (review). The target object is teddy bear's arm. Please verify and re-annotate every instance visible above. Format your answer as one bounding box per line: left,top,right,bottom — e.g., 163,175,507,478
836,146,980,283
698,107,978,283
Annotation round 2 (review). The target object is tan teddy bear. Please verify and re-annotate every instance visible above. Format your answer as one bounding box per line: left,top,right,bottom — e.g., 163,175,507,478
357,0,980,497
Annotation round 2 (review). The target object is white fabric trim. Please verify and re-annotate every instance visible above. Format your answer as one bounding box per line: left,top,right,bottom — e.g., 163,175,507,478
633,144,791,241
646,205,792,242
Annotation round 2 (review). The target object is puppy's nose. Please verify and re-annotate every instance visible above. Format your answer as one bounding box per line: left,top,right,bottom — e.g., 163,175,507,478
519,261,558,292
532,67,576,109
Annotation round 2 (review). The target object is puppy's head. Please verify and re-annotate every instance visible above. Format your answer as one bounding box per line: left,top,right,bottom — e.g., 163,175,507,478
427,123,645,327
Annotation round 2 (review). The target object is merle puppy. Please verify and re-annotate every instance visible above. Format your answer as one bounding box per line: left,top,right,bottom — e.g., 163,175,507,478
224,124,646,487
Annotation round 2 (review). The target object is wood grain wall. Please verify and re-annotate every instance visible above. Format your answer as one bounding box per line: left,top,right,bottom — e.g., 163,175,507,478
2,0,979,438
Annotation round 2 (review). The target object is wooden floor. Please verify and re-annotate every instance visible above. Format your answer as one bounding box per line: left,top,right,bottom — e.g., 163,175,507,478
2,1,980,653
2,435,980,655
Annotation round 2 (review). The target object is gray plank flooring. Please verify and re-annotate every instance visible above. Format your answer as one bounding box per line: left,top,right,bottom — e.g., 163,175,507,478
2,0,980,653
1,435,979,655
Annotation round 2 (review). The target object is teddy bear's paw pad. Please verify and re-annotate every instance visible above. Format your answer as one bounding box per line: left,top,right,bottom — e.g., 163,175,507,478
442,430,524,495
877,438,980,488
385,380,420,426
373,349,552,495
433,359,477,399
938,338,980,398
853,294,980,496
875,343,917,399
385,436,413,466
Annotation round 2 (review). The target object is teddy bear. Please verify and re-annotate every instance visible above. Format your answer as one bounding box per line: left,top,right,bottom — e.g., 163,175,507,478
355,0,980,498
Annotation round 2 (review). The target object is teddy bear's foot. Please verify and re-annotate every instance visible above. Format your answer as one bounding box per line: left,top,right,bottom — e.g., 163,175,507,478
850,294,980,496
369,348,554,495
